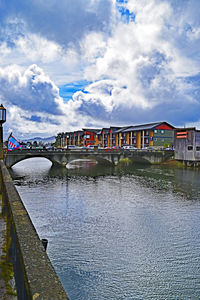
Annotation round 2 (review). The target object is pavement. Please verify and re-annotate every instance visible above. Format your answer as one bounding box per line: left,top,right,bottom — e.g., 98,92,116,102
0,195,17,300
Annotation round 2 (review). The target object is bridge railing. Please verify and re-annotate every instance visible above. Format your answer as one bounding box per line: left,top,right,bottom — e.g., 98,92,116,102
0,160,69,300
6,147,173,153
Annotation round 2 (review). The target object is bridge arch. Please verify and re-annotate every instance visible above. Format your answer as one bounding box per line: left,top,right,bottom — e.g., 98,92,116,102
66,156,113,166
11,156,53,168
5,153,54,168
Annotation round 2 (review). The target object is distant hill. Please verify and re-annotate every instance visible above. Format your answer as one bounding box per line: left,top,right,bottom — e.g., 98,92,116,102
22,136,56,144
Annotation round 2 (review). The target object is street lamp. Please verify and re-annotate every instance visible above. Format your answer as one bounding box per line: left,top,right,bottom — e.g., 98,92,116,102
0,104,6,160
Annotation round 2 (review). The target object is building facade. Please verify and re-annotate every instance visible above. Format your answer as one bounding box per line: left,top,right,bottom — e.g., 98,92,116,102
82,129,100,147
56,121,175,149
174,128,200,161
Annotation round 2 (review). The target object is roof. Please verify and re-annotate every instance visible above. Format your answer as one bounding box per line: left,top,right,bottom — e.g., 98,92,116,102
101,126,123,134
123,121,174,132
110,126,123,133
82,128,101,133
114,126,132,133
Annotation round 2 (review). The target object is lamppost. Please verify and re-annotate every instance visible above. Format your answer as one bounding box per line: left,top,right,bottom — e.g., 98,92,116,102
0,104,6,160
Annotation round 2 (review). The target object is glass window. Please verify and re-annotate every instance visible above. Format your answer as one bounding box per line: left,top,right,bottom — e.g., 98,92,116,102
161,130,164,134
196,146,200,151
154,130,157,133
188,146,193,151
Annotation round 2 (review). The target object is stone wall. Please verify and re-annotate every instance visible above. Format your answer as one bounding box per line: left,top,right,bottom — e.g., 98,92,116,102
0,160,69,300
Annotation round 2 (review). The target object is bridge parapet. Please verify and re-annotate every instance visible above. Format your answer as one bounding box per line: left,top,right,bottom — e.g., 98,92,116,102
5,149,174,168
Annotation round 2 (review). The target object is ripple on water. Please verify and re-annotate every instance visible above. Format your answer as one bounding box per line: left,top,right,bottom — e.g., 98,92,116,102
11,159,200,300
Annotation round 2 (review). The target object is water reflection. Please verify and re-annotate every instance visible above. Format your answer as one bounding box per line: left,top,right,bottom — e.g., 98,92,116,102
10,158,200,201
9,158,200,300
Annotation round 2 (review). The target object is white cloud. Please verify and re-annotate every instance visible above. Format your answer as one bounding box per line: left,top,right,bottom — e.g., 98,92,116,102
1,0,200,137
0,63,107,138
16,34,62,63
71,0,200,128
0,42,12,56
0,26,81,84
0,64,63,114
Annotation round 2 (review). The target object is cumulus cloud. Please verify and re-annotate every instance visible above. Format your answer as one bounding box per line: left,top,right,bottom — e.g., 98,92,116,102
1,0,200,138
0,63,106,138
71,0,200,127
0,64,63,114
0,23,80,83
0,0,113,83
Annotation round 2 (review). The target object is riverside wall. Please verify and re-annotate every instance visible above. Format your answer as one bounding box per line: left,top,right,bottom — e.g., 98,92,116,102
0,160,69,300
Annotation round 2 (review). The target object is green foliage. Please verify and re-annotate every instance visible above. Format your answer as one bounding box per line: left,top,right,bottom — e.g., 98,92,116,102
164,143,173,148
119,158,132,165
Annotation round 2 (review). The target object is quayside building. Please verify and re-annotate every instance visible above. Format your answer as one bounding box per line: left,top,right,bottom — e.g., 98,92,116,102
56,121,175,149
174,127,200,163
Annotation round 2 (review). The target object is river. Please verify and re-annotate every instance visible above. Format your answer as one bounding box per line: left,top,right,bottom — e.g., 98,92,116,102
9,158,200,300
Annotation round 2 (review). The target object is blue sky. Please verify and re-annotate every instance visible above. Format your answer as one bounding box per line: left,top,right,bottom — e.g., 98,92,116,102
0,0,200,139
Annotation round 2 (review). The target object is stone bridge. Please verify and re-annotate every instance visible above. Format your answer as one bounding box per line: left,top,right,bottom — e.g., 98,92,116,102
5,149,174,168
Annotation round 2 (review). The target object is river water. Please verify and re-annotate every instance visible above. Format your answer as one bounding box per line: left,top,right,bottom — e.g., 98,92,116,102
9,158,200,300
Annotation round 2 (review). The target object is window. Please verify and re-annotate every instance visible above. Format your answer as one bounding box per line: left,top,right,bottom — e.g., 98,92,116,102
146,130,149,135
196,146,200,151
161,130,164,134
188,146,193,151
154,130,157,133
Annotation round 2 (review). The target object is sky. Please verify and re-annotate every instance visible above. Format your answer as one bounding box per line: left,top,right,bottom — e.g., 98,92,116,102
1,0,200,139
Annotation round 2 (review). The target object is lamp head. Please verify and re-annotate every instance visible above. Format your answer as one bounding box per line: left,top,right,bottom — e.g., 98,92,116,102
0,104,6,124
